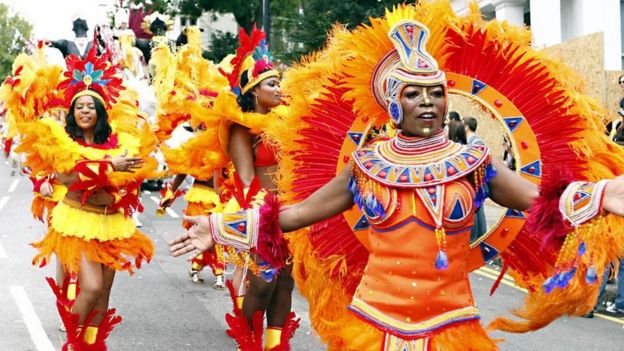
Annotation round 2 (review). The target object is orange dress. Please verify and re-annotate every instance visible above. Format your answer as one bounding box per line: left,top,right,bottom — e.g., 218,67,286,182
348,131,494,348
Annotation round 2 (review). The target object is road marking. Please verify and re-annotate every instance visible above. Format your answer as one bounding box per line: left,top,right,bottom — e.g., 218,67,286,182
474,268,528,293
0,241,7,258
595,312,624,324
8,178,19,192
0,196,9,211
10,286,55,351
150,196,180,218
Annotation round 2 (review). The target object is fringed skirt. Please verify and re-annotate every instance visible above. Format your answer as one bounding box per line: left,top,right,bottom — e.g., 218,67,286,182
32,197,153,274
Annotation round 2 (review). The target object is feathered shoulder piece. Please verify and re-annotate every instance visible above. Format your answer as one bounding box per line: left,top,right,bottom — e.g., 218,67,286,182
151,26,228,142
0,44,159,185
0,42,64,129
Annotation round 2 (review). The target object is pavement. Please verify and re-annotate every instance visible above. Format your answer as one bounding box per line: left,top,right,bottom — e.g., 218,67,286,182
1,159,624,350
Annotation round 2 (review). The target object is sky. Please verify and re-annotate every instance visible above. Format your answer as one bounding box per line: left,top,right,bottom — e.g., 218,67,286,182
2,0,115,40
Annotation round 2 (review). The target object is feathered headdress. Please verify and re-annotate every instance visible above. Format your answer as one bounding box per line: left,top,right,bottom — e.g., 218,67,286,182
219,25,279,96
58,46,124,109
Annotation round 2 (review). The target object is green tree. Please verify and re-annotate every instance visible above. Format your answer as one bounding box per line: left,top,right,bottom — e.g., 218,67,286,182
128,0,179,15
203,30,238,62
0,4,32,79
284,0,405,60
177,0,298,32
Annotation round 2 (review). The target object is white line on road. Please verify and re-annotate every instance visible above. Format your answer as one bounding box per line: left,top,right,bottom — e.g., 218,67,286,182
0,241,7,258
150,196,180,218
10,286,56,351
0,196,9,211
8,178,19,192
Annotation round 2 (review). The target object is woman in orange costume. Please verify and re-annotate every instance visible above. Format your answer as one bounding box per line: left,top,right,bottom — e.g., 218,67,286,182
2,44,158,350
170,4,624,350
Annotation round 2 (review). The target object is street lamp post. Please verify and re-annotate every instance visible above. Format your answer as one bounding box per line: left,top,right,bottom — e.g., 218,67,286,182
262,0,270,43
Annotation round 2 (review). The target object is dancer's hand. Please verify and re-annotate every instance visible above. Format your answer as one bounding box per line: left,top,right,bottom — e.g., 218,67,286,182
602,176,624,216
40,179,54,197
168,215,214,256
111,150,143,172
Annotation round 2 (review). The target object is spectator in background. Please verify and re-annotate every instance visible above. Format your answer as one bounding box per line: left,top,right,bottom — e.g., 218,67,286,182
447,119,467,144
443,110,462,132
502,134,516,170
606,74,624,140
464,116,485,147
463,116,487,242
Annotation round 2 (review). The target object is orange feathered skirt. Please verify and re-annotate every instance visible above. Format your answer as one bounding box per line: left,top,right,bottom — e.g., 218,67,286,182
32,197,153,274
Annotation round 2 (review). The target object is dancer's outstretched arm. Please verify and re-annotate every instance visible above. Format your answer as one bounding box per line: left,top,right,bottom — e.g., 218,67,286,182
488,156,624,215
169,165,355,256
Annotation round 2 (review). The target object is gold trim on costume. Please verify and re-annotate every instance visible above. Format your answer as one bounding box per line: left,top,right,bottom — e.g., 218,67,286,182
70,90,106,106
240,69,280,95
62,197,115,215
349,297,479,335
383,333,429,351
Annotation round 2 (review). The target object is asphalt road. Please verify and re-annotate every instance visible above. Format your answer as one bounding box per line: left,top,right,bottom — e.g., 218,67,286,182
1,160,623,350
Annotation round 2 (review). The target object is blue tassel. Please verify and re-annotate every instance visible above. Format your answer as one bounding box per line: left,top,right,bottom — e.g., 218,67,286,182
543,276,556,293
578,242,587,256
260,268,278,282
586,265,598,284
435,251,448,270
560,267,577,288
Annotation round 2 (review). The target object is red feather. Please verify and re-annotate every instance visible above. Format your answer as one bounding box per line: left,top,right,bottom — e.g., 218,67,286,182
225,310,264,351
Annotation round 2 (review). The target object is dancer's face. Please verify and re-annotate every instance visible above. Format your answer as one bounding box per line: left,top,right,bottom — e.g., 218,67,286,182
399,84,446,137
73,95,98,131
253,76,282,110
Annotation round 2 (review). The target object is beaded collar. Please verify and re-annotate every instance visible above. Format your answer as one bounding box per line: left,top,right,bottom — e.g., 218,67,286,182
352,130,489,188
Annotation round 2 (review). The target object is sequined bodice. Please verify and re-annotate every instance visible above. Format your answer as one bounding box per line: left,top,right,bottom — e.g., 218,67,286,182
348,131,490,338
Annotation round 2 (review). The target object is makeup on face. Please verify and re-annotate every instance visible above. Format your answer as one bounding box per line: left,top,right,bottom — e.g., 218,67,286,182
74,95,98,131
398,84,447,137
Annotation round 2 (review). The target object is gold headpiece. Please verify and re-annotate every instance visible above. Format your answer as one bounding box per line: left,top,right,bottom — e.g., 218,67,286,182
220,25,279,96
372,20,446,125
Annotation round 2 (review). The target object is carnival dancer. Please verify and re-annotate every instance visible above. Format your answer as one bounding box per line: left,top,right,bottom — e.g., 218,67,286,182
150,26,230,289
170,3,624,350
1,43,159,350
167,26,299,350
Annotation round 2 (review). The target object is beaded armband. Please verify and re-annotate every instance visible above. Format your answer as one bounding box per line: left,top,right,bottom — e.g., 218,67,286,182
559,180,609,227
209,208,260,252
542,180,610,293
209,191,289,272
